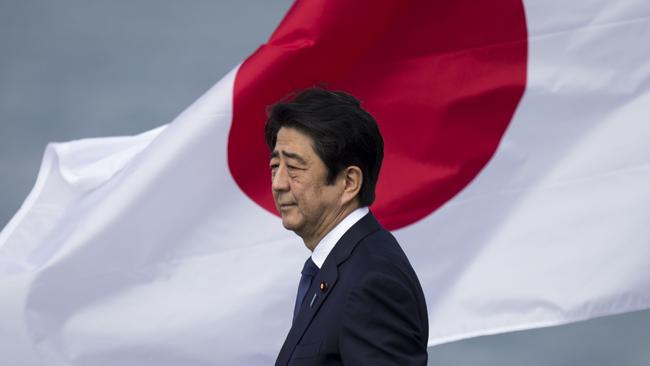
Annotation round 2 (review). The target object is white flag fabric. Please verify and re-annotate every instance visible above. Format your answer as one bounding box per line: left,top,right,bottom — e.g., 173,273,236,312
1,1,650,365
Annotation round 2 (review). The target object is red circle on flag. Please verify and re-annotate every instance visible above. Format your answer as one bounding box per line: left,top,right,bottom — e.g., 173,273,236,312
228,0,527,230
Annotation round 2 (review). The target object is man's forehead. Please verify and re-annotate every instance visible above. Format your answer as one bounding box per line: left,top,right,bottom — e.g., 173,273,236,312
276,126,313,143
272,127,317,162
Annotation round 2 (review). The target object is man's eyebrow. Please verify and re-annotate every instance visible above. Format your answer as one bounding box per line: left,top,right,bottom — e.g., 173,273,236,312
269,150,308,165
282,151,308,164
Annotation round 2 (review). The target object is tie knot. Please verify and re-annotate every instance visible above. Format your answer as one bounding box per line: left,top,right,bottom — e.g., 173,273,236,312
301,257,319,277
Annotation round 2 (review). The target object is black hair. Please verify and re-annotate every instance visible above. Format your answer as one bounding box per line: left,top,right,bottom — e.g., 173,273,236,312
264,87,384,206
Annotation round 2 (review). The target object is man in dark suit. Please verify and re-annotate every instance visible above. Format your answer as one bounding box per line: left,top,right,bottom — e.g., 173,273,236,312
266,88,429,365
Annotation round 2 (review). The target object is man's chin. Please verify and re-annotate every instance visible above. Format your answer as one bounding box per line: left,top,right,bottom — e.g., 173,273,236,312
281,219,296,231
280,216,302,233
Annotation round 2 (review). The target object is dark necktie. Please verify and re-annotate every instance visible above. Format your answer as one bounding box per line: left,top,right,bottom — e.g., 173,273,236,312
293,257,319,322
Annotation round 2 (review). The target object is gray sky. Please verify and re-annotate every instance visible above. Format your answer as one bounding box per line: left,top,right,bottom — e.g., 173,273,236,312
1,1,648,364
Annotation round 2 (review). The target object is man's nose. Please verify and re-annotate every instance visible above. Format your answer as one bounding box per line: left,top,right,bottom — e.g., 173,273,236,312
272,165,290,192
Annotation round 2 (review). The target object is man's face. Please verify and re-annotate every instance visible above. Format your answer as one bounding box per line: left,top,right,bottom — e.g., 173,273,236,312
270,127,342,241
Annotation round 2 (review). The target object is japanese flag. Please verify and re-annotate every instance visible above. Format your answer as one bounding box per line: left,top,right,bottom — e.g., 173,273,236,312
1,1,649,365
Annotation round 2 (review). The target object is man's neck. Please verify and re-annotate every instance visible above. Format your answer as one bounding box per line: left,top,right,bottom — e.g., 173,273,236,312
309,206,369,268
303,203,359,251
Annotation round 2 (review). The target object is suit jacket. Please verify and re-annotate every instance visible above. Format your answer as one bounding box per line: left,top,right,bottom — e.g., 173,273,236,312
275,213,429,365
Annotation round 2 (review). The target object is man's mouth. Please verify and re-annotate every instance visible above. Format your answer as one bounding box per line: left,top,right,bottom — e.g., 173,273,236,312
279,203,296,209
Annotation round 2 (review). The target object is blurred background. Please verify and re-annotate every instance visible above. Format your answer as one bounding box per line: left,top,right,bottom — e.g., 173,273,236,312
1,1,648,364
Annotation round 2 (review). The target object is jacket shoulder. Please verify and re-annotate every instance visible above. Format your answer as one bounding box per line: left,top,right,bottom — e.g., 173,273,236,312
346,228,418,282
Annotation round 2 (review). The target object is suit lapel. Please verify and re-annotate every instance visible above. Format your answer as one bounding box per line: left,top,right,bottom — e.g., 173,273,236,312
275,213,382,365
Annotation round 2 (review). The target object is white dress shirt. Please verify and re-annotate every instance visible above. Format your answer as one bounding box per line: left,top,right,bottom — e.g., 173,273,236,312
310,207,369,268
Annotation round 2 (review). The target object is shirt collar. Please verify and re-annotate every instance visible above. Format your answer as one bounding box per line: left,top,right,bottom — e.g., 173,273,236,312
311,207,369,268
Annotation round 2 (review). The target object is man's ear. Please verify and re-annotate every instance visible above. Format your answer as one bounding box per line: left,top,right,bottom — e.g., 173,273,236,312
340,166,363,206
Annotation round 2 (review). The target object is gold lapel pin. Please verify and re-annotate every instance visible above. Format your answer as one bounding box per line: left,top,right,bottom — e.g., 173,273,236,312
319,281,328,292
